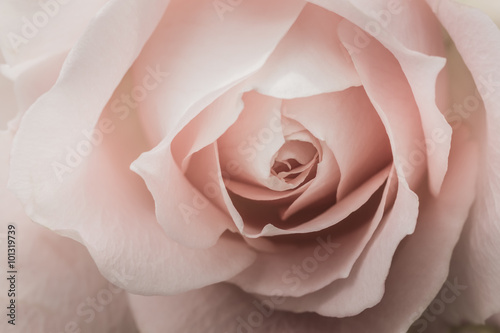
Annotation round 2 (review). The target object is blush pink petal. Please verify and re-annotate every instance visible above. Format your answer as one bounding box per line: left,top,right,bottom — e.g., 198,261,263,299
324,130,478,331
0,46,67,130
225,180,309,202
230,171,391,298
250,2,361,99
8,0,257,294
274,140,317,166
14,84,256,295
138,89,247,248
0,0,108,66
9,51,67,114
182,143,240,233
218,92,287,190
426,0,500,323
173,84,246,172
0,131,137,333
0,72,17,128
283,87,392,200
6,0,164,220
7,0,172,167
272,24,438,316
128,283,340,333
310,0,452,196
135,91,287,249
275,166,419,317
338,22,427,191
130,0,306,146
240,165,390,237
131,0,306,244
281,143,340,220
221,127,322,204
457,0,500,27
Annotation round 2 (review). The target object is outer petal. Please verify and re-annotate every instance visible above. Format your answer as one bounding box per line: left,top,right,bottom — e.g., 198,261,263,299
128,283,339,333
333,129,478,332
0,48,67,129
0,69,17,128
8,0,257,295
426,0,500,324
309,0,452,195
455,0,500,27
131,0,307,145
0,0,108,66
0,131,137,333
11,75,256,295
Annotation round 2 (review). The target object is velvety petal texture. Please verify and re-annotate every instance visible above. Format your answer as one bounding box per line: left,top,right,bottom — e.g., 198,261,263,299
426,0,500,324
456,0,500,26
250,3,361,99
0,0,108,65
0,67,17,128
128,283,340,333
0,130,138,333
7,0,258,295
309,0,452,195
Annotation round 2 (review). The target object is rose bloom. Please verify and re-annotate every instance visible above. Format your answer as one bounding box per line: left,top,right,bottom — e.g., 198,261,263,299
1,0,500,332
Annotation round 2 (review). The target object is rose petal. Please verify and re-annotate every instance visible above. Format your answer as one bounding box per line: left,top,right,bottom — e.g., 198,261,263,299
182,142,240,234
230,173,389,298
250,2,361,99
0,131,137,333
8,28,257,295
218,92,288,190
281,142,340,220
274,165,418,316
225,180,309,202
283,87,392,200
0,0,108,66
338,21,429,192
220,111,323,203
326,129,478,332
128,283,339,333
274,64,426,311
32,84,256,293
172,84,246,172
9,0,173,190
310,0,452,195
426,0,500,324
237,164,390,237
131,0,306,145
138,132,240,249
455,0,500,27
132,0,307,245
11,51,67,114
0,71,17,129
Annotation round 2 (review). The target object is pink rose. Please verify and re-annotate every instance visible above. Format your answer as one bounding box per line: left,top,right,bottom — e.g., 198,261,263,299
1,0,500,332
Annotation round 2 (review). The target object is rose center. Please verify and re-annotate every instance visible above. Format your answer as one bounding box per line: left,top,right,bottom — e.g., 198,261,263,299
271,140,319,186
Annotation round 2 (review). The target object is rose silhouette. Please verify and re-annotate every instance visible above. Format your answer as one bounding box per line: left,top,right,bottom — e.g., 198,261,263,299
1,0,500,332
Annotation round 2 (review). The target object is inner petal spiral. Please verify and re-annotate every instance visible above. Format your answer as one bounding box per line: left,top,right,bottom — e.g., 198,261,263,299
271,140,318,185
